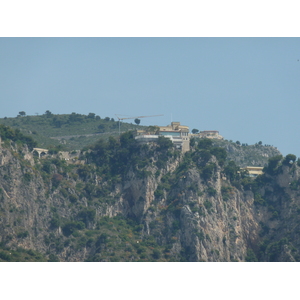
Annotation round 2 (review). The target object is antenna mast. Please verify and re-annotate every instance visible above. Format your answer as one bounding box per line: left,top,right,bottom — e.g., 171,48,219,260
115,114,163,135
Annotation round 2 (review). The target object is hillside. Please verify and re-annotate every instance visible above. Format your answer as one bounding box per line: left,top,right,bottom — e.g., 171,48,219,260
0,112,146,151
1,125,300,262
0,113,281,168
206,139,281,167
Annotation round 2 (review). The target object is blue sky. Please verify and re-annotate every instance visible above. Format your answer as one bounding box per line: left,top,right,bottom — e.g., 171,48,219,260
1,37,300,156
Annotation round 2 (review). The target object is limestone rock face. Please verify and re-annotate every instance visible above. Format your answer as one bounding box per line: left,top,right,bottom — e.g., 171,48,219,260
0,142,300,261
213,140,281,167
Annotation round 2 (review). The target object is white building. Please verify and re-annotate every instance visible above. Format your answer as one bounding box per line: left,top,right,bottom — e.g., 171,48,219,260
135,122,190,152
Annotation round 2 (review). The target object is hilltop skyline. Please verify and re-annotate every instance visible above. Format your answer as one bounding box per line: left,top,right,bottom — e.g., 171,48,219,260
1,38,300,156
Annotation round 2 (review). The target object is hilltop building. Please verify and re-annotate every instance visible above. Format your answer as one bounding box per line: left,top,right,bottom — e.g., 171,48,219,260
135,122,190,152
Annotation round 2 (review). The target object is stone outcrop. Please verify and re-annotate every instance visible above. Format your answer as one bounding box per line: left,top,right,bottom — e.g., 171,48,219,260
0,140,300,261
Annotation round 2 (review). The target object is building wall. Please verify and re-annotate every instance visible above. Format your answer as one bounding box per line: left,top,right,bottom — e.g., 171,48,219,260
242,166,264,177
135,121,190,152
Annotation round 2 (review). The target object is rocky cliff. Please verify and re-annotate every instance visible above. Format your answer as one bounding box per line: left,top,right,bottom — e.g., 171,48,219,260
209,139,281,167
0,135,299,262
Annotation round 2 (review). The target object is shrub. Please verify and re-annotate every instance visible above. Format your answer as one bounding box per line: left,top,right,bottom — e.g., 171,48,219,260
196,230,205,241
190,138,196,147
48,254,60,262
52,173,63,188
96,233,109,248
77,208,96,227
198,138,213,150
201,163,216,181
245,249,258,262
23,172,32,183
206,187,217,197
154,186,164,198
221,186,231,201
223,161,240,181
0,124,37,150
50,217,61,229
197,150,212,167
157,136,173,151
42,161,52,174
69,194,78,203
283,154,297,166
210,147,227,166
0,250,12,261
204,200,212,210
254,193,265,206
60,188,68,198
152,249,161,259
17,231,29,238
264,155,283,175
62,221,85,236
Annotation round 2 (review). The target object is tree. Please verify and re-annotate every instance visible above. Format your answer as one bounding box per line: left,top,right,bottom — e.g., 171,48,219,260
197,150,211,167
190,137,196,147
88,113,95,119
201,163,216,181
62,221,85,237
98,124,106,132
68,112,84,123
134,118,141,125
258,141,262,145
236,141,241,145
224,161,240,181
264,155,283,175
192,128,199,134
211,147,227,166
283,154,297,166
77,208,96,227
198,138,213,150
245,249,258,262
45,110,52,117
146,126,159,134
19,111,26,117
152,249,161,259
157,136,173,150
52,117,62,128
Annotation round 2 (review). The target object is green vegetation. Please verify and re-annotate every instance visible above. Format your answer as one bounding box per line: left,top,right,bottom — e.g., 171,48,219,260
86,132,149,179
82,215,169,262
245,249,258,262
85,132,177,184
0,112,147,150
221,186,233,201
223,161,240,181
206,187,217,197
0,124,37,150
192,129,199,134
2,116,300,262
283,154,297,166
263,155,283,175
0,243,47,262
206,138,281,168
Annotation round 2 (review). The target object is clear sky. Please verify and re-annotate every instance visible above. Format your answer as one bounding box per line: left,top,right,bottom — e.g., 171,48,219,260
1,37,300,156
